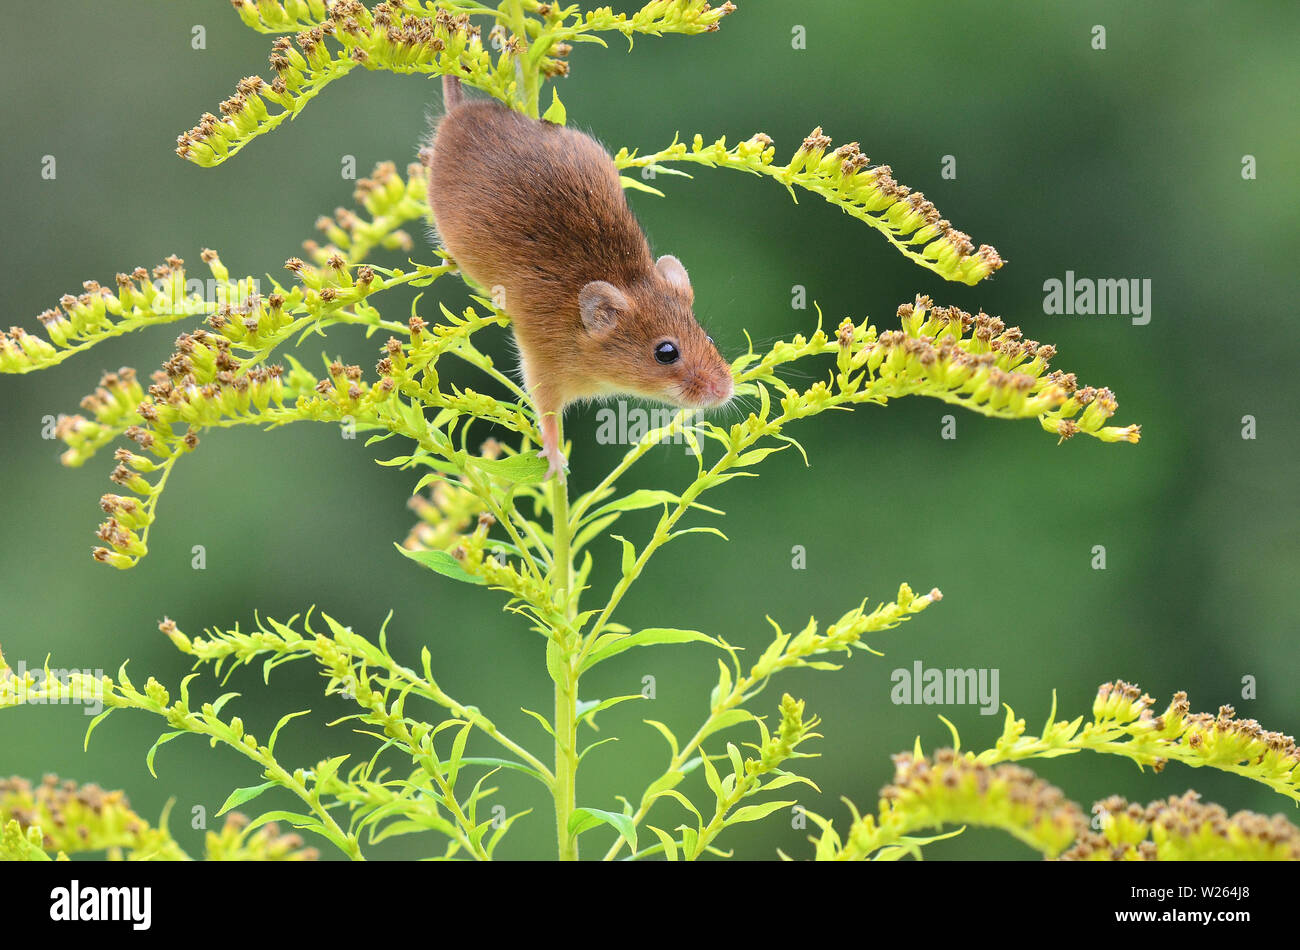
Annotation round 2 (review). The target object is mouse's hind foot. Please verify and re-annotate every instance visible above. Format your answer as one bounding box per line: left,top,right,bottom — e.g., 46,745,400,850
539,445,568,482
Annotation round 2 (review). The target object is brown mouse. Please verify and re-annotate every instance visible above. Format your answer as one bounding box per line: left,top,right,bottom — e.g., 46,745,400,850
420,76,734,481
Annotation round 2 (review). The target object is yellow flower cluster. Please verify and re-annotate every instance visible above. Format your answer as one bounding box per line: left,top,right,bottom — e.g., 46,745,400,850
1065,790,1300,861
828,750,1087,860
0,774,184,860
0,774,321,860
617,131,1003,285
185,3,520,165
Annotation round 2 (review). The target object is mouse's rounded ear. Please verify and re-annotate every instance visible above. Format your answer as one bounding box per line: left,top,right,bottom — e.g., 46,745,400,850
655,254,694,303
578,281,629,338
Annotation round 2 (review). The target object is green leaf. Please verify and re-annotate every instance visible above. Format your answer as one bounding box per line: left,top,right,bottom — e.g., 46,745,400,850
620,176,666,197
217,781,278,816
726,799,794,826
470,452,550,484
773,433,810,466
268,709,310,755
643,719,679,759
245,809,328,836
177,673,200,710
612,534,637,576
83,709,114,752
694,471,757,491
145,731,185,778
640,164,694,180
466,770,498,834
395,544,485,584
726,741,744,779
647,825,679,861
369,816,459,843
710,659,733,708
760,773,821,794
521,706,556,738
872,827,965,861
446,721,473,789
210,692,240,717
653,788,704,825
668,525,729,543
583,488,679,520
576,693,644,728
582,489,724,526
734,446,787,467
542,87,567,125
642,769,685,803
486,808,533,858
580,627,722,673
545,636,567,686
701,754,724,802
697,708,755,742
938,713,961,752
680,825,699,859
412,472,440,494
569,806,637,855
460,756,548,784
682,428,704,469
577,737,619,764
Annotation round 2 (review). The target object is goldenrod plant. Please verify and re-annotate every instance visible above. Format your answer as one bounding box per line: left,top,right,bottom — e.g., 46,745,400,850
2,0,1292,861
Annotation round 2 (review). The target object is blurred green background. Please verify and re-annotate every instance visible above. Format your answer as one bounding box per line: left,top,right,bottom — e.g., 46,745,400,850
1,0,1296,860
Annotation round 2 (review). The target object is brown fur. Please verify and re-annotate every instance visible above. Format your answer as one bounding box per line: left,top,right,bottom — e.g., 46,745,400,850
422,82,733,477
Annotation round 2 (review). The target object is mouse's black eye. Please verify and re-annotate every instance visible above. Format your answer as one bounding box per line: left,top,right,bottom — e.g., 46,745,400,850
706,336,714,346
654,341,680,365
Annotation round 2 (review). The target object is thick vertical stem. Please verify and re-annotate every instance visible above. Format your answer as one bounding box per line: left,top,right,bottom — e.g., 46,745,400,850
550,437,578,859
553,653,578,860
551,470,571,601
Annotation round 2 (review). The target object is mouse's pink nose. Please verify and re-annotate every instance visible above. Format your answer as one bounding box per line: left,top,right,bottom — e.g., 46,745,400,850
707,375,734,405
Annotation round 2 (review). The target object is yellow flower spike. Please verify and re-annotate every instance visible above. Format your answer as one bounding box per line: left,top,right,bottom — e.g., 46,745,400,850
1066,790,1300,861
0,775,188,861
827,751,1089,860
820,681,1300,861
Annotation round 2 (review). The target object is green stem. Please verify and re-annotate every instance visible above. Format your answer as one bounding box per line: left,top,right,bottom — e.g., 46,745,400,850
551,477,572,605
504,0,541,117
549,454,579,859
553,655,578,860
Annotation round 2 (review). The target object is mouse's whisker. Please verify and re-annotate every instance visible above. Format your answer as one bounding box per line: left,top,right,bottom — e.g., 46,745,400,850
729,394,757,419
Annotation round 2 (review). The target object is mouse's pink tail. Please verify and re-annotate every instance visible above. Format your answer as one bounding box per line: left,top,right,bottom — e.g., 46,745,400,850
442,74,464,111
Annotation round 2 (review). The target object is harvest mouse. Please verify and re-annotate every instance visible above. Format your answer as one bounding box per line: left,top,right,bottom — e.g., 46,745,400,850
420,75,734,481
